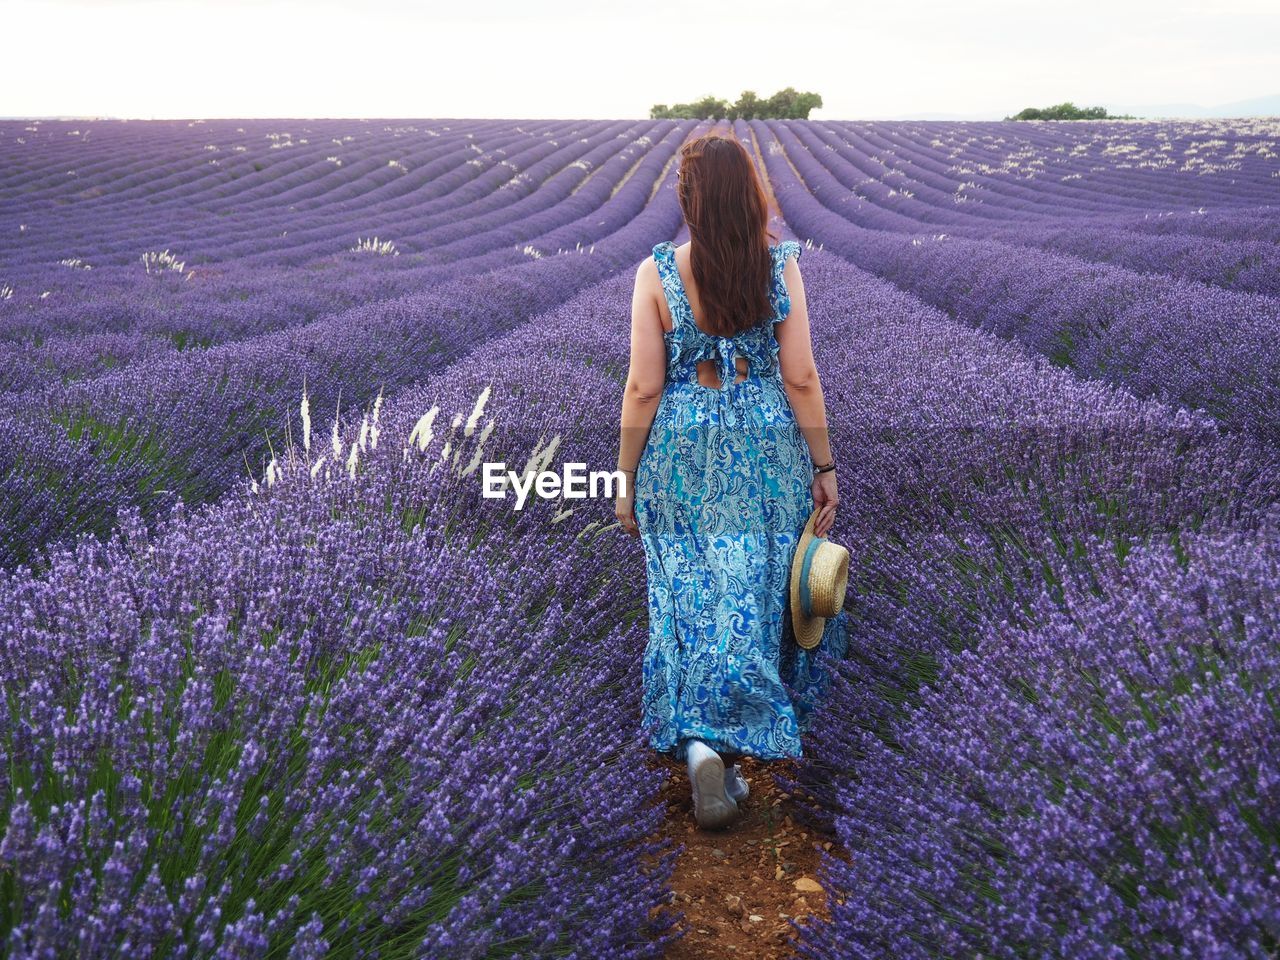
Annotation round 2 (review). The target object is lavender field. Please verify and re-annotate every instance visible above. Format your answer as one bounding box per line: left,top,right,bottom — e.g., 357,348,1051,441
1,116,1278,957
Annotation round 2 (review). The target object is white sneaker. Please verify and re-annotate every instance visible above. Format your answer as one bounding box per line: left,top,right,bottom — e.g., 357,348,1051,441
686,740,739,829
724,763,750,803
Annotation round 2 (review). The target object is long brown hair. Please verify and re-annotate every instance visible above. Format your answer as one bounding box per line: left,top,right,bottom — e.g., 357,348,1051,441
675,133,778,337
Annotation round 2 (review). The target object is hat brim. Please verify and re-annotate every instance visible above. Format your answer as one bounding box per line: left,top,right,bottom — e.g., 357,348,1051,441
789,509,826,651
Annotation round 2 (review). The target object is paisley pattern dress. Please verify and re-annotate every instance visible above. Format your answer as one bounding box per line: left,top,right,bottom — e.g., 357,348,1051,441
636,239,849,764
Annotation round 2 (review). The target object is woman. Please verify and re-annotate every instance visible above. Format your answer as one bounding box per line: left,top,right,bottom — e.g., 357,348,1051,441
615,133,849,830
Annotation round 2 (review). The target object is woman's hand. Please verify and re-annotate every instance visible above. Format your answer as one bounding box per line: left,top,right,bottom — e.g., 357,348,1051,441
811,469,838,538
615,487,639,537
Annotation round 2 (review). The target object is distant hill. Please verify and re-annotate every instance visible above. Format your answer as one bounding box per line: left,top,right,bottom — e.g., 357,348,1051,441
1109,93,1280,118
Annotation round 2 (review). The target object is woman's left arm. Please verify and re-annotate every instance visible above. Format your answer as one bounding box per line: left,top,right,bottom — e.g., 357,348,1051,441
616,259,667,536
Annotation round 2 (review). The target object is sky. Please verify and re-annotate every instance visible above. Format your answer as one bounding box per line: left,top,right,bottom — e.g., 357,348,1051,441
3,0,1278,120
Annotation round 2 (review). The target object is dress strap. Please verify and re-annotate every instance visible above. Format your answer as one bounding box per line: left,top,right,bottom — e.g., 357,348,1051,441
772,240,803,322
651,241,687,331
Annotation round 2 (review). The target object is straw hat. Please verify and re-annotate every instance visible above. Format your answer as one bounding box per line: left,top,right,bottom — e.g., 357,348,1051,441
789,508,850,650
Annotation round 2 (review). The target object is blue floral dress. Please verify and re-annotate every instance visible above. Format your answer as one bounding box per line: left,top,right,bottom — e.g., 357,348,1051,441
636,239,849,764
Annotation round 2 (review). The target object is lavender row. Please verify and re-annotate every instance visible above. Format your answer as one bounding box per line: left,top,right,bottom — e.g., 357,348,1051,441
960,222,1280,297
0,123,690,368
1093,204,1280,243
0,148,685,569
769,119,1273,233
225,121,661,269
723,254,1278,956
1,120,645,268
756,120,1280,445
0,121,686,352
1,119,514,256
821,118,1280,221
0,119,625,357
0,358,682,957
795,518,1280,959
782,121,1280,295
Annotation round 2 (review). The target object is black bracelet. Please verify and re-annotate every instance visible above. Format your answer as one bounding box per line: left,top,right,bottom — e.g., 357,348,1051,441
813,461,836,474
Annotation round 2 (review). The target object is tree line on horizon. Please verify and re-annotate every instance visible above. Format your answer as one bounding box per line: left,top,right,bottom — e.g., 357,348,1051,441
646,92,1140,122
1007,101,1138,120
650,87,822,121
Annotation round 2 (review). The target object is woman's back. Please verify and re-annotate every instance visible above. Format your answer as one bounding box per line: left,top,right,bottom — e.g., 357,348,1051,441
651,238,800,392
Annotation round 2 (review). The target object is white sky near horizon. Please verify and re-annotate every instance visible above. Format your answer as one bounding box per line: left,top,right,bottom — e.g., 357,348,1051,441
3,0,1278,120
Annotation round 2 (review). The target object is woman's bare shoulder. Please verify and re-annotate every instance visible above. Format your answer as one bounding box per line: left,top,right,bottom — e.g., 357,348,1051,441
635,255,659,283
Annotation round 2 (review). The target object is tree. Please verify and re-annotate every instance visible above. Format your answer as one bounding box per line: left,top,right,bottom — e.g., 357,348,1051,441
765,87,823,120
727,90,763,121
691,94,732,120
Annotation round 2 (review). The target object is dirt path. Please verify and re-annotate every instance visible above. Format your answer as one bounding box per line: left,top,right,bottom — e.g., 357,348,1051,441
644,752,844,957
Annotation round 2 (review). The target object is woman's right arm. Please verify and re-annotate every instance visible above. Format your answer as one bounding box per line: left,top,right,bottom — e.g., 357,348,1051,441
773,254,839,537
615,259,668,536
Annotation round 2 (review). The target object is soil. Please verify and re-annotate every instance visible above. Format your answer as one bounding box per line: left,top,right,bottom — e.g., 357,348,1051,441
643,752,848,958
